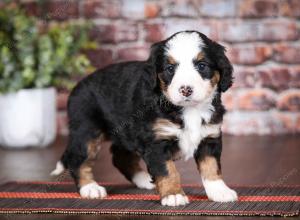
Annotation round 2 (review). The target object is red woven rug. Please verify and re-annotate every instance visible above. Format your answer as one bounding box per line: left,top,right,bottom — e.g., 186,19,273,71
0,181,299,217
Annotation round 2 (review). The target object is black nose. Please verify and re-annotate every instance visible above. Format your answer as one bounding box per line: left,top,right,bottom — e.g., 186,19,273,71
179,86,193,97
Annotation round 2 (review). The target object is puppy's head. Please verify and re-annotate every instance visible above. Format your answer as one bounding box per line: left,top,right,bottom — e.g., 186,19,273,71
148,31,233,107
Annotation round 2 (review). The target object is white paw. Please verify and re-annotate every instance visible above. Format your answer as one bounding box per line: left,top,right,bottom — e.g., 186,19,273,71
50,161,65,176
161,194,189,206
79,182,107,199
202,179,238,202
132,171,155,190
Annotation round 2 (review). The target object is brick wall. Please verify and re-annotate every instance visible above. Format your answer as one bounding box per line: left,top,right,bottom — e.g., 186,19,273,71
21,0,300,135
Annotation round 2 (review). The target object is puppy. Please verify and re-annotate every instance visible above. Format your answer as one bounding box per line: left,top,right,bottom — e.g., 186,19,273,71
51,30,238,206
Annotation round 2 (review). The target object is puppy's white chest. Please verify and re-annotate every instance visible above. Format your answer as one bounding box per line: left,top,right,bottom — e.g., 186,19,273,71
178,105,220,160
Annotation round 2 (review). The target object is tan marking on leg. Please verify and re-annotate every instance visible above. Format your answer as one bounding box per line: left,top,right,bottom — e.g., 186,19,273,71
155,161,184,198
197,156,221,181
79,163,95,187
198,156,238,202
78,134,105,187
152,118,181,140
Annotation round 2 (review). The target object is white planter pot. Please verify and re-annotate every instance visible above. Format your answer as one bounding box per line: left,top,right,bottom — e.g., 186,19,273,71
0,88,57,148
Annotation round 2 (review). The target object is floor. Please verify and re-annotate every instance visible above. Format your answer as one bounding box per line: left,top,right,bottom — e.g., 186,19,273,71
0,134,299,220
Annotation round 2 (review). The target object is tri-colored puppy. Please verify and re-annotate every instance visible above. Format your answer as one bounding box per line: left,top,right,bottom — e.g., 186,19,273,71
51,30,238,206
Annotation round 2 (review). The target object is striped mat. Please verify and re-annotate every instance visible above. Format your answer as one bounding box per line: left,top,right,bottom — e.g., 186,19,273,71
0,181,299,217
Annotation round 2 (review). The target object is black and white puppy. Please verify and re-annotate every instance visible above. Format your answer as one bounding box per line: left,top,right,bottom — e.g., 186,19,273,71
51,30,238,206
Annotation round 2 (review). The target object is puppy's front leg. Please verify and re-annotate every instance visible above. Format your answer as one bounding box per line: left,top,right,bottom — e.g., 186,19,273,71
151,119,188,206
195,137,238,202
155,160,189,206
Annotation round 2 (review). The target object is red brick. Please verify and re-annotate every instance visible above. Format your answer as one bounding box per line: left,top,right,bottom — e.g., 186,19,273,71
296,115,300,132
161,0,198,17
277,90,300,111
258,66,291,90
57,111,69,136
197,0,237,17
274,44,300,64
222,90,236,111
223,111,288,135
82,0,121,19
275,112,300,133
237,89,276,110
289,66,300,88
117,46,149,61
85,48,113,69
57,92,69,111
276,113,294,131
43,0,79,20
145,2,161,18
165,19,218,41
239,0,278,17
144,23,165,42
227,45,272,65
232,67,257,88
279,0,300,17
221,20,298,42
90,23,138,44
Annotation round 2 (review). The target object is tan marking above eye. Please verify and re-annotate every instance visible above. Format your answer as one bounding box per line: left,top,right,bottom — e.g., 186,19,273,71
168,56,177,65
196,52,205,61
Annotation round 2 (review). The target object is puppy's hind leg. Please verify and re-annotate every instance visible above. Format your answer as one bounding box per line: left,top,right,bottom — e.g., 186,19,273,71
62,132,107,199
111,145,155,190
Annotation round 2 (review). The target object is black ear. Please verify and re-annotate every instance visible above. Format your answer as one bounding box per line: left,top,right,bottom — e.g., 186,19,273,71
144,41,165,89
212,42,234,92
147,41,165,73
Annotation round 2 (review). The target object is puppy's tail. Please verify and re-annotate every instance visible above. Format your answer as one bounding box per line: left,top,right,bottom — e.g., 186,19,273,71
50,161,65,176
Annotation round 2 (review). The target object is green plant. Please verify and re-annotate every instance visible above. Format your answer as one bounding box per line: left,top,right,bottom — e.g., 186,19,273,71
0,4,97,94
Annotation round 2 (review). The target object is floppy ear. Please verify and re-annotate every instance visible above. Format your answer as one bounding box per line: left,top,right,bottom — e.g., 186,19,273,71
212,42,234,92
147,41,165,74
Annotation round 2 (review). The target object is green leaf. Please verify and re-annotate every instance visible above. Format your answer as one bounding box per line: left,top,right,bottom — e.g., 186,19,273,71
0,4,96,93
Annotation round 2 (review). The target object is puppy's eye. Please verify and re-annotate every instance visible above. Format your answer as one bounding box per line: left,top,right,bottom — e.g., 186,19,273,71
165,64,176,75
197,62,207,71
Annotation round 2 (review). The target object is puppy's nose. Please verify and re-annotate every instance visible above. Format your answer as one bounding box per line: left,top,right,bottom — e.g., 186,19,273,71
179,85,193,97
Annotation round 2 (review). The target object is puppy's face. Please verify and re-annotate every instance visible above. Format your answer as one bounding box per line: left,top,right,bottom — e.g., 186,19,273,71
150,31,233,107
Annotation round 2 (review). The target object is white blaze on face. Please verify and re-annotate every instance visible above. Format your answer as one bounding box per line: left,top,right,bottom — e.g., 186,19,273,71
165,32,213,106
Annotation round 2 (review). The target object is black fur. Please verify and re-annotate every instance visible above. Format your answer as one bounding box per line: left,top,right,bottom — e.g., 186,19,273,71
194,136,222,171
59,31,233,188
199,33,233,92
